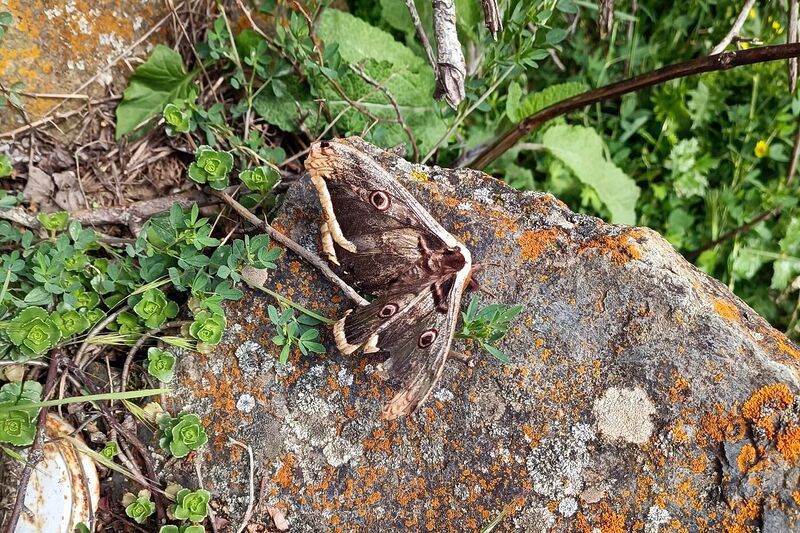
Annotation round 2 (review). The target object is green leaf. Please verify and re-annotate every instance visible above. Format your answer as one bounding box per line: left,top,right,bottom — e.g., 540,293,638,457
115,45,196,139
542,124,640,225
506,81,588,123
481,343,510,363
316,10,447,153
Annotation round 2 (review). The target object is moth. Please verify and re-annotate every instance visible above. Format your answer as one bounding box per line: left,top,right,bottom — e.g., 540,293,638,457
305,139,473,419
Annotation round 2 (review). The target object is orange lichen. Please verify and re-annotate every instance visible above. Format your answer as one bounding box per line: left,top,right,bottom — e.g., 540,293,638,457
713,300,741,321
793,491,800,506
741,384,794,438
690,455,707,473
721,497,761,533
776,336,800,361
777,424,800,464
737,444,757,472
579,229,646,264
517,228,562,262
274,454,296,489
697,405,747,446
597,502,626,533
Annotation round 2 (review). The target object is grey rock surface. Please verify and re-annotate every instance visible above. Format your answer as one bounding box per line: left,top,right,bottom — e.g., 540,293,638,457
167,138,800,532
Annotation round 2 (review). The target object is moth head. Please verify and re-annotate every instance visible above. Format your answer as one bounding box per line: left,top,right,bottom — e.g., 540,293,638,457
439,247,467,273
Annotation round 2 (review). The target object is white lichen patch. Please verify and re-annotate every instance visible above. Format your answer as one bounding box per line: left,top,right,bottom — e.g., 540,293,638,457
526,423,595,500
472,187,494,204
645,505,671,533
558,497,578,517
336,367,353,387
236,393,256,413
593,386,656,445
433,388,454,402
513,506,556,531
235,341,271,378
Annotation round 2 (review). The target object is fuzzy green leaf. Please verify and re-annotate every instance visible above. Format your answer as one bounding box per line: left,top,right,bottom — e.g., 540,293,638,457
115,45,196,139
542,124,640,225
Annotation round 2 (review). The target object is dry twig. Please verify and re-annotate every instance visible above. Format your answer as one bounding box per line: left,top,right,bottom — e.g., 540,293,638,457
350,65,420,162
212,190,368,306
433,0,467,108
711,0,757,55
467,43,800,169
405,0,437,70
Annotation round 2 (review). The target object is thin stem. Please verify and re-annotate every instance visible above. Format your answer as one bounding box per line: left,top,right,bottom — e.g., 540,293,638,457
711,0,758,55
212,190,368,306
466,43,800,170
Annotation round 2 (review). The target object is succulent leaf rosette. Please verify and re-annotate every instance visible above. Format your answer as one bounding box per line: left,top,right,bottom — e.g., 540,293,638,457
189,311,226,345
163,103,192,134
132,288,179,329
170,488,211,522
0,407,36,445
159,526,205,533
158,413,208,458
239,166,279,192
123,490,155,524
53,310,91,338
101,440,119,460
7,307,62,360
187,146,233,190
146,347,177,383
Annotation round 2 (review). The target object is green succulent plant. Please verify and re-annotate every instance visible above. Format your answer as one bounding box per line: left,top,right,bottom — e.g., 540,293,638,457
146,347,177,382
163,102,192,134
239,166,279,192
52,310,91,338
189,311,226,345
0,153,12,177
101,440,119,460
36,211,69,231
132,288,179,329
158,412,208,458
187,145,233,190
124,490,155,524
170,488,211,522
7,307,62,360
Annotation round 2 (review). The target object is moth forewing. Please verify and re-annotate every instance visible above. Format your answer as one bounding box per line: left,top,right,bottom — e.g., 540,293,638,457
306,138,475,419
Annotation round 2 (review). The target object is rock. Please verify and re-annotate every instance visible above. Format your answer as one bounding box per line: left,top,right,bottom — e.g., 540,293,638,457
22,166,55,210
166,138,800,531
0,0,172,130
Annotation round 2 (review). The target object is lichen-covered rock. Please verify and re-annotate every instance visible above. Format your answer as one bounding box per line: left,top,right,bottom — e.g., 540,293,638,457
167,138,800,532
0,0,171,128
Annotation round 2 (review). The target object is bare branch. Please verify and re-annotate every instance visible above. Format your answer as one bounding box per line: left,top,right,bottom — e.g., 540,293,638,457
711,0,757,55
790,0,798,92
212,190,368,306
481,0,503,40
350,64,420,162
466,43,800,170
433,0,466,108
405,0,437,70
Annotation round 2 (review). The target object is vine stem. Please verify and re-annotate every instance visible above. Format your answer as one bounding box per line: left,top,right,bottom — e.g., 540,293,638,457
466,43,800,170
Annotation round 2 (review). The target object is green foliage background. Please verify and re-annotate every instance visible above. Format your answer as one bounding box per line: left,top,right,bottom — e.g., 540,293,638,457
342,0,800,336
